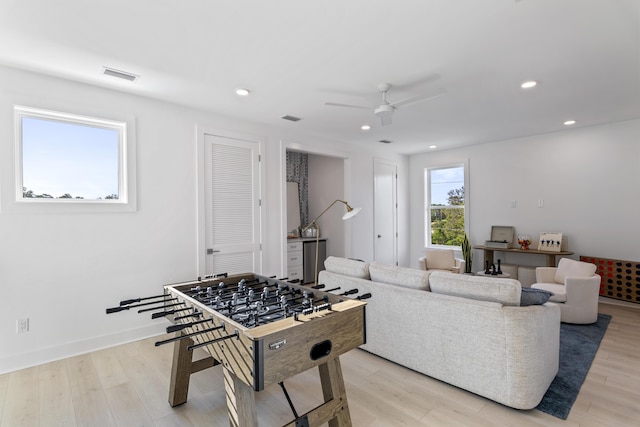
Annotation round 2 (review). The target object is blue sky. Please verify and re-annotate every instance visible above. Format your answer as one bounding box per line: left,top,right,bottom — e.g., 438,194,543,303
21,117,119,199
429,166,464,205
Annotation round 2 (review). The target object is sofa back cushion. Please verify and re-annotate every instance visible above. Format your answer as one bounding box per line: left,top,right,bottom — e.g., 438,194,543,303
429,271,521,306
424,249,455,270
323,256,370,279
369,262,431,291
554,258,597,283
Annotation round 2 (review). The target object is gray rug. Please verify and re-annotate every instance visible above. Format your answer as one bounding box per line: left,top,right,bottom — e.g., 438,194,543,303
535,313,612,419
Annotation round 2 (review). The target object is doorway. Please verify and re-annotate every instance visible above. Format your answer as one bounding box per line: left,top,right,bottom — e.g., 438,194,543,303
197,129,262,277
281,142,351,277
374,159,398,265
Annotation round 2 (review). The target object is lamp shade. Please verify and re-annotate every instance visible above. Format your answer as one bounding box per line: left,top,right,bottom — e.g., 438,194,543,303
300,199,362,286
342,206,361,220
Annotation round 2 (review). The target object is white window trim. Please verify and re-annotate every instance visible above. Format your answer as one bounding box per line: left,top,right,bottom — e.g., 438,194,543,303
424,159,469,249
6,105,137,213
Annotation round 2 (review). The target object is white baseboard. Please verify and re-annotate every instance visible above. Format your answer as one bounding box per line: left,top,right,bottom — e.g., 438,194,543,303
0,323,166,375
599,296,640,309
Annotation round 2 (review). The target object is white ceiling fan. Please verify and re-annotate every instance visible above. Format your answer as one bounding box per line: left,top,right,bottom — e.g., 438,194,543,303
324,83,446,126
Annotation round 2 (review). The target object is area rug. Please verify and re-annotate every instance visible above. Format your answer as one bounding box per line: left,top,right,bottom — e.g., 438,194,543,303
535,313,612,419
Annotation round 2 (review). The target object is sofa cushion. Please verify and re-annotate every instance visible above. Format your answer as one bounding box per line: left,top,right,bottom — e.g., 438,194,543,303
369,262,431,291
554,258,596,284
425,249,456,270
323,256,370,279
520,288,554,306
429,271,521,306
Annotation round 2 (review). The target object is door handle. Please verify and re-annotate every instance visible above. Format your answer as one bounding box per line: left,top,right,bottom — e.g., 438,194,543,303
206,249,221,254
377,235,382,238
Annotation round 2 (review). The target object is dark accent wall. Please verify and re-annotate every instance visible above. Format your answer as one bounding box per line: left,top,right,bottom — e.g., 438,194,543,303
286,151,308,227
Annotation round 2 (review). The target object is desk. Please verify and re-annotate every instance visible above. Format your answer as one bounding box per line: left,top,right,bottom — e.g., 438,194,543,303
474,245,573,267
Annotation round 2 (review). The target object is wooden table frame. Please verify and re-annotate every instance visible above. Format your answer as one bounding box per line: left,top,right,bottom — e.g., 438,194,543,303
169,334,352,427
474,245,574,267
162,273,364,427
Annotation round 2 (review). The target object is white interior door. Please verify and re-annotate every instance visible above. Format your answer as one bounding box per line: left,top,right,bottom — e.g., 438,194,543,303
374,160,397,265
204,133,261,275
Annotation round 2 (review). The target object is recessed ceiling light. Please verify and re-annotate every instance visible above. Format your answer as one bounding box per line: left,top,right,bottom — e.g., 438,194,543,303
520,80,537,89
429,145,437,149
564,120,576,126
361,125,371,131
235,88,250,96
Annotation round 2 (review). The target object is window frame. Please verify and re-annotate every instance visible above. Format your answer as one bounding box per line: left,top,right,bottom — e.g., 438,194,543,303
424,160,469,249
9,105,137,213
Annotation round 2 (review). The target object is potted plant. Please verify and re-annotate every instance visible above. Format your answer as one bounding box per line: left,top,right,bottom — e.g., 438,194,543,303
461,233,473,274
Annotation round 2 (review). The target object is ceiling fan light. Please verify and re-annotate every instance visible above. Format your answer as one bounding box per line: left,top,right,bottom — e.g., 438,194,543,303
374,104,394,117
361,124,371,131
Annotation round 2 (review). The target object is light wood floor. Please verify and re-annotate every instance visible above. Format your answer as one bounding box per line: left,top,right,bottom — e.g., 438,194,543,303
1,302,638,427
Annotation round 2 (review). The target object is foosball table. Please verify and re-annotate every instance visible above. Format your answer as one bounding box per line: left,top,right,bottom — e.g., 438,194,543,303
106,272,368,427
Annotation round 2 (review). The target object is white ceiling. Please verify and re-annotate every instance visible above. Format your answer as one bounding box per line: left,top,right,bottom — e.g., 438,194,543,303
1,0,639,154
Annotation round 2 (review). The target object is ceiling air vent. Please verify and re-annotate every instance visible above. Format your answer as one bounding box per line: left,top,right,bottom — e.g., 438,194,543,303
103,67,138,82
281,115,302,122
379,139,393,144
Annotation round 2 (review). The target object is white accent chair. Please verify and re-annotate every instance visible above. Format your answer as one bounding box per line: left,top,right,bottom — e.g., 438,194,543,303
531,258,601,324
418,248,465,274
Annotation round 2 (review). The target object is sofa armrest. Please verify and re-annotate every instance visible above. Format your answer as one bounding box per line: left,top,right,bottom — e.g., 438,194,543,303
535,267,557,283
565,275,601,303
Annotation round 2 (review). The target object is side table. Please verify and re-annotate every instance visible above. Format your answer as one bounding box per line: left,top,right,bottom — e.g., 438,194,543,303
476,271,511,278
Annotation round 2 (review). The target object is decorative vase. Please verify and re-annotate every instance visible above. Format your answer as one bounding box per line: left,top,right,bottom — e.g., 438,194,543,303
517,234,532,250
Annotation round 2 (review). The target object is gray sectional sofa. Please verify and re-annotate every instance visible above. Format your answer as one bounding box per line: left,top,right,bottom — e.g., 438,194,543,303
318,256,561,410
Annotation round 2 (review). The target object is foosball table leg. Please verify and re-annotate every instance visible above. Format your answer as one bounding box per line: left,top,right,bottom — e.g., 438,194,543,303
168,335,194,407
224,366,258,427
319,357,352,427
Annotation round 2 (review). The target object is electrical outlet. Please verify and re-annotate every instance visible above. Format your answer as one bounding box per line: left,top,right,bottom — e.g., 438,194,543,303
537,199,544,208
17,318,29,334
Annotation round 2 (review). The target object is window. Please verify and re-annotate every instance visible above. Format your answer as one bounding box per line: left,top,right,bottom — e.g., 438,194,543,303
425,164,466,247
15,106,128,204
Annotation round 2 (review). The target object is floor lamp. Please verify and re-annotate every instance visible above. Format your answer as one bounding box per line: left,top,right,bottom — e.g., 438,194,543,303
301,200,362,286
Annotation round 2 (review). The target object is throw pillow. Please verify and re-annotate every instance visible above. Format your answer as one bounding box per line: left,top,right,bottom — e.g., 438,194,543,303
520,288,554,306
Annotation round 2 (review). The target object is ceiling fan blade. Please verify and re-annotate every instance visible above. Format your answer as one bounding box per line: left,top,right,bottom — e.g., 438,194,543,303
324,102,370,110
380,114,393,127
389,87,447,109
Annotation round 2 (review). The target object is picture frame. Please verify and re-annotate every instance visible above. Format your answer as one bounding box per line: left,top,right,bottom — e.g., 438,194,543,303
538,232,563,252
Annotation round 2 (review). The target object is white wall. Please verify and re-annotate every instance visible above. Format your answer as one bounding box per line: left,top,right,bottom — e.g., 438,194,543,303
308,154,345,258
409,119,640,270
0,65,409,373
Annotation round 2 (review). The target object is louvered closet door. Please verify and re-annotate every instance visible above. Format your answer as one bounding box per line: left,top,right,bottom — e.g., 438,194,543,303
204,134,261,276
